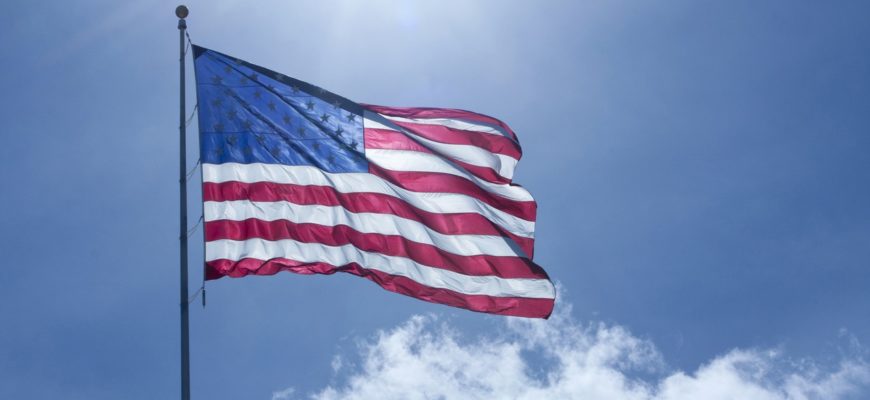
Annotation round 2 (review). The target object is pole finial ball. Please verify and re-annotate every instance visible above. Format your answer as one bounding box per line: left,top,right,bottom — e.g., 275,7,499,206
175,5,189,19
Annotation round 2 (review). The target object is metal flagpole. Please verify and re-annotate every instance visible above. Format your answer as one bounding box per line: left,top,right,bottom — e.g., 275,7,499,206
176,5,191,400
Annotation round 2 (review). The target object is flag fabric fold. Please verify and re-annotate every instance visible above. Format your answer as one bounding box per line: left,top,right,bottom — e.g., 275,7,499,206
192,45,555,318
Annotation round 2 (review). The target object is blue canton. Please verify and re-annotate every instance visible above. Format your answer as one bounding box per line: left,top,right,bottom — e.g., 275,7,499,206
193,45,367,173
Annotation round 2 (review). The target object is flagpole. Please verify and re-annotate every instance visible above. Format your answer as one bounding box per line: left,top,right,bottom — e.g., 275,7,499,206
176,5,191,400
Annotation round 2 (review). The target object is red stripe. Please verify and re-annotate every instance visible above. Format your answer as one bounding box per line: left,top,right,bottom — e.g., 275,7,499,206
206,219,546,279
362,104,520,143
385,119,522,160
365,127,432,153
368,167,534,221
365,128,513,184
202,181,535,257
206,258,554,318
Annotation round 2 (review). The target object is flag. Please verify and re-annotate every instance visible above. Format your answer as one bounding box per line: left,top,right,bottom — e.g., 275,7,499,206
192,45,555,318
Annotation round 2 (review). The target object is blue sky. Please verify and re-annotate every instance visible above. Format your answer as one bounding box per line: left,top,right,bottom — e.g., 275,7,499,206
1,1,869,399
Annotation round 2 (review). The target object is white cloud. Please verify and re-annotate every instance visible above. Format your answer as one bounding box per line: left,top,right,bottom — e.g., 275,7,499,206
331,354,344,374
295,302,869,400
272,386,295,400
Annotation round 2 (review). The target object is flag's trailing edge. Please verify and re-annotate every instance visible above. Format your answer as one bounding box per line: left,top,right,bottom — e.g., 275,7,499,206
192,45,555,318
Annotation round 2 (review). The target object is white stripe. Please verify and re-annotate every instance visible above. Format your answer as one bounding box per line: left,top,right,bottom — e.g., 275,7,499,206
206,238,555,299
205,200,527,257
203,163,535,238
378,113,515,142
366,149,530,201
364,112,518,179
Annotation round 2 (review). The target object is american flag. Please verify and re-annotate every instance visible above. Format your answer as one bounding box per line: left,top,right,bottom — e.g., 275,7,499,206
193,46,555,318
